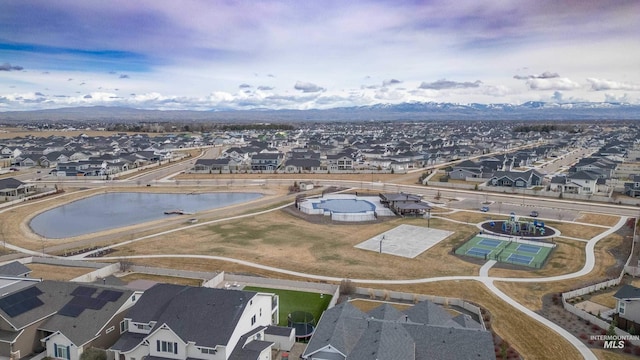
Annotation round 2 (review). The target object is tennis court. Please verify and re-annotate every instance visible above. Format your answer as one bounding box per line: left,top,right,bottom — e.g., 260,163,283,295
466,247,492,258
517,244,541,254
455,235,554,269
478,239,502,248
507,253,534,265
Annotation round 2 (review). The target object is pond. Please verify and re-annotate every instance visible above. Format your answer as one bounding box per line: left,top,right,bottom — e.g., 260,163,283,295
30,192,263,238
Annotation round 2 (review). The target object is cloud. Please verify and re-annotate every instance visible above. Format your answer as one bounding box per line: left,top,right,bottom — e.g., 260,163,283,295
604,93,632,103
587,78,640,91
513,71,560,80
525,77,580,90
257,85,273,91
294,81,325,93
419,79,482,90
84,94,93,99
35,92,46,96
383,79,402,86
119,74,130,79
0,63,24,71
239,83,251,89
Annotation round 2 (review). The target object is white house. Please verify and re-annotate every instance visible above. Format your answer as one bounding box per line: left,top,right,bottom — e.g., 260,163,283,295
110,284,293,360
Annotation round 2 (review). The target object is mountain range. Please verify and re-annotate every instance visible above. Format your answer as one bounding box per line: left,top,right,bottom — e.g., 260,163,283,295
1,101,639,123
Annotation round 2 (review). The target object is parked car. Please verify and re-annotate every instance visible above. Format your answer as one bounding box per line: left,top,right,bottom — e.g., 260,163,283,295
480,206,490,212
530,210,539,217
9,167,19,171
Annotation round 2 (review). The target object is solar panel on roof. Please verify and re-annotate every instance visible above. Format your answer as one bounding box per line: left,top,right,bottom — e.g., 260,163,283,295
97,290,123,302
0,287,43,309
3,297,44,317
59,304,84,317
71,286,97,297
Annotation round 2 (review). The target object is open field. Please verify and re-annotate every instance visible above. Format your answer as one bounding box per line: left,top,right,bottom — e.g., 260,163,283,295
112,210,482,280
494,233,626,311
437,210,509,224
243,286,332,326
576,213,621,227
118,273,202,287
27,263,96,281
591,350,639,360
547,221,607,239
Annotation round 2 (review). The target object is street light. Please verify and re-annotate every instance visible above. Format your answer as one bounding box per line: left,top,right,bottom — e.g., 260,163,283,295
379,235,385,254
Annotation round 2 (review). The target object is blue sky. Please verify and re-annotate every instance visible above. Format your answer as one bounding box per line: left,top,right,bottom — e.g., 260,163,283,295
1,0,639,111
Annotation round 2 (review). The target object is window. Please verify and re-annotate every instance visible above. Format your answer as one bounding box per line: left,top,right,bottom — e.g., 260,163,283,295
55,344,70,360
200,348,216,355
619,301,626,315
120,320,129,334
157,340,178,355
106,326,115,334
251,315,256,325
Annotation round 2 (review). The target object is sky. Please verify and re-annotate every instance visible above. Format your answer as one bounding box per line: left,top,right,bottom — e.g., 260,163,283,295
1,0,639,112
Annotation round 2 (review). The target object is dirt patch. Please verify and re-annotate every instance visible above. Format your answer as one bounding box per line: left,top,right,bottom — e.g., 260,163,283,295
576,213,621,227
118,273,202,287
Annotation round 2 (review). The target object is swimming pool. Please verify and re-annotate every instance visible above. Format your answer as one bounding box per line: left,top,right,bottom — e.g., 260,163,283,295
313,199,376,213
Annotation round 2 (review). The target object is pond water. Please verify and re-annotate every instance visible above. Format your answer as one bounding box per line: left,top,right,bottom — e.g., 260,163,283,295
30,192,262,238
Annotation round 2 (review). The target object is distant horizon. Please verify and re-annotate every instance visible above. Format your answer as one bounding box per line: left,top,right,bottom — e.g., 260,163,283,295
2,1,639,111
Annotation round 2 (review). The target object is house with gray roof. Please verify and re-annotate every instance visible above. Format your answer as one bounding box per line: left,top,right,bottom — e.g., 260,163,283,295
0,261,31,277
110,284,292,360
302,301,495,360
0,178,36,200
624,175,640,198
613,285,640,333
489,169,543,188
0,280,137,360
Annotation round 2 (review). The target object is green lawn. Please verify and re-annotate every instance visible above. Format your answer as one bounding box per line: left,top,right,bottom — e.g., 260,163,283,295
243,286,332,326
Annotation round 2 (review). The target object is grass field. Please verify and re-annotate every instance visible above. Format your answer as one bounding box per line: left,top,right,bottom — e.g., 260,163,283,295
243,286,332,326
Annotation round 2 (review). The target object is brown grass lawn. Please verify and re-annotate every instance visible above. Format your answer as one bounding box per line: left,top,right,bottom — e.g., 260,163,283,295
27,263,96,281
575,213,621,227
174,172,419,184
118,273,202,287
438,211,509,224
489,238,586,278
495,233,624,311
588,289,618,308
113,211,482,280
592,349,640,360
348,299,412,312
547,221,608,239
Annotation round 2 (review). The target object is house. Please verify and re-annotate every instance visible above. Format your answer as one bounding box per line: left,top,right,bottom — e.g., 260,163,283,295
282,159,321,173
489,169,543,188
613,285,640,333
251,152,283,171
110,284,293,360
0,280,137,360
192,159,232,173
302,301,495,360
448,160,484,180
623,175,640,198
326,153,354,171
0,261,32,277
549,171,600,195
0,178,36,200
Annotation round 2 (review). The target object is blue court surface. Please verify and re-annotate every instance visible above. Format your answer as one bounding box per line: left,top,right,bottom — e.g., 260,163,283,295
507,253,533,264
478,239,502,248
466,247,492,258
517,244,541,254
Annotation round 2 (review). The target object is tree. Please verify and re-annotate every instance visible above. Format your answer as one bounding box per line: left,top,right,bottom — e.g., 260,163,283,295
607,318,617,336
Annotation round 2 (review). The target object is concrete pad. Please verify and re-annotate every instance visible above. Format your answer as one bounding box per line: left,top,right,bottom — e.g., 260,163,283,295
354,224,454,258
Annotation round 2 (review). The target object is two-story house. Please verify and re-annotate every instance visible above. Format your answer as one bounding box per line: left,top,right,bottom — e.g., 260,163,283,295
110,284,293,360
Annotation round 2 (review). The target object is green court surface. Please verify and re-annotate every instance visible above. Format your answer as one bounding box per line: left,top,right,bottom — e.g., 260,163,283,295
243,286,332,326
454,235,553,269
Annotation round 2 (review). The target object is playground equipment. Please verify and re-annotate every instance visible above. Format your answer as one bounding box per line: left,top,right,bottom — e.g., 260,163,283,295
500,212,546,236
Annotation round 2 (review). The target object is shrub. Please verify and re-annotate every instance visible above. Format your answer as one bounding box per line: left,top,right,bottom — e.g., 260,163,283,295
80,348,106,360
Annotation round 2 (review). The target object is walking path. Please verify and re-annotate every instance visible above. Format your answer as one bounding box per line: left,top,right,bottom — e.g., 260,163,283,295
1,186,630,360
